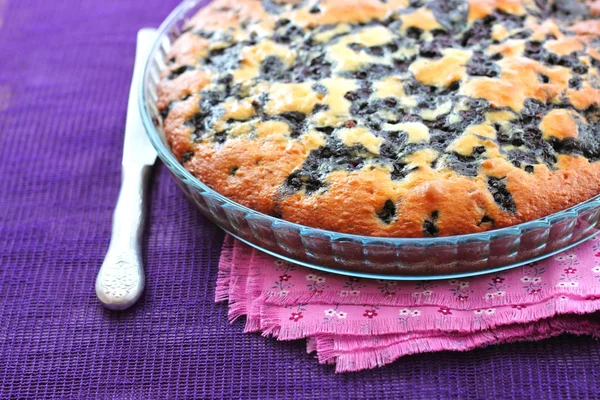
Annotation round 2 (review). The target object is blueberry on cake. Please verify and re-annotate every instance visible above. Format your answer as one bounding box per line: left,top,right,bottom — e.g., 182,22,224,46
158,0,600,237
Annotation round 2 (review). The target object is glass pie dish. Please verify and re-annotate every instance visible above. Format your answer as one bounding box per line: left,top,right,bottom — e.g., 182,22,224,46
139,0,600,280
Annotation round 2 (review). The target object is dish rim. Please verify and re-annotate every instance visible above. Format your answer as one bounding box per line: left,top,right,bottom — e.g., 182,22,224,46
139,0,600,247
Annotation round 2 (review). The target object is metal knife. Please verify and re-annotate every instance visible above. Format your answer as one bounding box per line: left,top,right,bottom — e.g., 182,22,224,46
95,29,158,310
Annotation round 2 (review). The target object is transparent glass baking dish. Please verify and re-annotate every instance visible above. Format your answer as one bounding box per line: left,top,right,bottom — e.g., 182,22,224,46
139,0,600,280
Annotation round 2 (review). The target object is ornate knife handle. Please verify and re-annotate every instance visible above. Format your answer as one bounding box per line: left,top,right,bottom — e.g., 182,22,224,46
95,163,153,310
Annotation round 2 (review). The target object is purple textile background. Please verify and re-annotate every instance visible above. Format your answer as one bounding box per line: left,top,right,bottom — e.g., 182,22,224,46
1,0,600,398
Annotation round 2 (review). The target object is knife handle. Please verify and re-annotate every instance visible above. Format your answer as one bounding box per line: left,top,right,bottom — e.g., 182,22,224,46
95,162,153,310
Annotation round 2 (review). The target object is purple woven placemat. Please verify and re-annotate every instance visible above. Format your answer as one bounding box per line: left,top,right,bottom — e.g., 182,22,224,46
1,0,600,398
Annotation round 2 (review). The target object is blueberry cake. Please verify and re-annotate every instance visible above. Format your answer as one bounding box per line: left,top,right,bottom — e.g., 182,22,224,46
158,0,600,237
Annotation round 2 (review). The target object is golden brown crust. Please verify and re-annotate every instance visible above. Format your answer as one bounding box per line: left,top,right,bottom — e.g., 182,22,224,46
158,0,600,238
184,0,269,32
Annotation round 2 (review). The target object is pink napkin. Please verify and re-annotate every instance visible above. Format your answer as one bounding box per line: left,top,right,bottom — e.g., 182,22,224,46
215,235,600,372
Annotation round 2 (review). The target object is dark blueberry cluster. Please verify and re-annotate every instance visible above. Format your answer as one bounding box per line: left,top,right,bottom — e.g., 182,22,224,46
203,45,243,71
273,18,305,44
261,0,306,14
345,64,396,81
276,111,307,138
466,52,500,78
494,99,561,170
423,210,440,236
487,177,517,214
167,65,190,80
376,199,397,224
504,149,538,171
419,33,458,58
478,215,495,227
291,53,333,81
524,41,588,74
547,0,589,21
186,90,228,145
444,150,486,177
459,15,495,47
403,76,460,97
550,123,600,162
258,51,333,83
260,56,291,81
281,138,373,194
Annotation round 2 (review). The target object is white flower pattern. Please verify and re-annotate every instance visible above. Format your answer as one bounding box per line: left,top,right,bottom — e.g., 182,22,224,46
324,309,336,317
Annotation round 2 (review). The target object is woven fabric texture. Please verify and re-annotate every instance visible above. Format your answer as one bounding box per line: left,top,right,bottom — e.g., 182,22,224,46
1,0,600,398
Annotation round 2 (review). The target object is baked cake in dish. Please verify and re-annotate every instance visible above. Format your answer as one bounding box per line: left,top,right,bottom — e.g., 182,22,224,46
158,0,600,238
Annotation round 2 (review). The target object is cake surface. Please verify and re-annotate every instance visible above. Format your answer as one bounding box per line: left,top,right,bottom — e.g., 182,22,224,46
158,0,600,238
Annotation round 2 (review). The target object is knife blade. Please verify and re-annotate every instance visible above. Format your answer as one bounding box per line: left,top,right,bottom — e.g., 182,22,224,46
123,28,159,167
95,28,158,310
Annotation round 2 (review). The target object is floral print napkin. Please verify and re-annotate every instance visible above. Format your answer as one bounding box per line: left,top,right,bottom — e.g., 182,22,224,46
215,235,600,372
